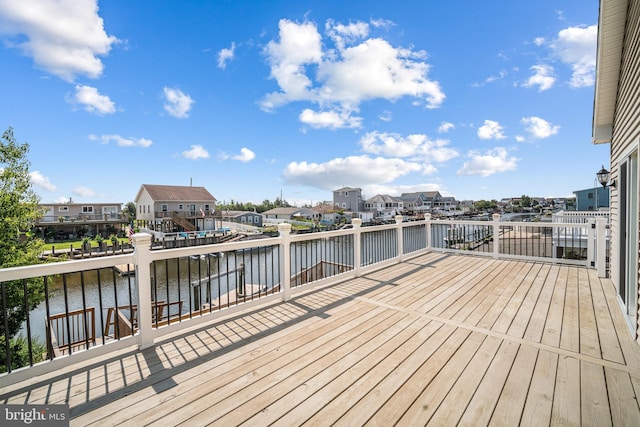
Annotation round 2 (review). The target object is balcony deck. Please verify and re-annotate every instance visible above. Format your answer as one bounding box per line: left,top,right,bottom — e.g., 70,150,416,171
1,252,639,426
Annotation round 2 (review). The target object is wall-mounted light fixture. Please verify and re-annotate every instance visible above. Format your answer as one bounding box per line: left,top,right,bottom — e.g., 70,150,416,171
596,165,616,189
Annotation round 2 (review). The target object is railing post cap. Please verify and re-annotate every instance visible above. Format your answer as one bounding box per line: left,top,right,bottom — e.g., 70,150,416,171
395,215,404,224
277,222,292,233
352,218,362,228
132,232,153,245
492,213,501,221
424,213,431,220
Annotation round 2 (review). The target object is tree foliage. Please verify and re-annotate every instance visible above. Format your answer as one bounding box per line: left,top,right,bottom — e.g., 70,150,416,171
0,127,46,372
123,201,137,221
473,199,498,211
217,197,292,213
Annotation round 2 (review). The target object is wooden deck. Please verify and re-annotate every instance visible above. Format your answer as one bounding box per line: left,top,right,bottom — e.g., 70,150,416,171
1,252,639,426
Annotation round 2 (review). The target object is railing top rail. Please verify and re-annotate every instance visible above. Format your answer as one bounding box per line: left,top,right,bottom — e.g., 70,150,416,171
147,234,282,261
0,253,135,283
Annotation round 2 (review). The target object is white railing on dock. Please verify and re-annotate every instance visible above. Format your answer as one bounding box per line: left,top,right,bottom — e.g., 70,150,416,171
0,213,609,384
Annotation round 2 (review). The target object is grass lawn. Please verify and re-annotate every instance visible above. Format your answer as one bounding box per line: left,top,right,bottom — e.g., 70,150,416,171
44,237,131,252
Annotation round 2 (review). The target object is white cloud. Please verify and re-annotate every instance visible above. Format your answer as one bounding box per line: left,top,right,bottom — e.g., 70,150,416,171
217,42,236,69
233,147,255,162
378,110,392,122
73,185,97,197
219,147,256,162
438,121,454,133
359,131,458,163
262,19,445,128
299,108,362,129
522,64,555,91
182,145,209,160
325,19,369,50
472,69,507,87
89,134,152,147
163,87,194,118
550,24,597,87
515,135,526,142
30,171,56,191
521,116,559,139
457,148,519,177
70,85,115,115
533,37,545,46
0,0,119,81
282,155,423,190
477,120,506,140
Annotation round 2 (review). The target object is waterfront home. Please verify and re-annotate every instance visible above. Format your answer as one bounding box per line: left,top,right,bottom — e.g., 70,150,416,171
332,186,365,213
573,187,610,211
364,194,404,220
311,204,343,225
134,184,217,232
219,210,264,228
36,200,127,240
592,0,640,340
262,207,318,221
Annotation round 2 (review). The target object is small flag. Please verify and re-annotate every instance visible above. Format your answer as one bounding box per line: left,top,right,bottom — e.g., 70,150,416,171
200,208,205,217
128,225,135,244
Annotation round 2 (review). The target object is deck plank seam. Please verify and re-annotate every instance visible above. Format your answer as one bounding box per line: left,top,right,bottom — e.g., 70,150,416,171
325,288,640,377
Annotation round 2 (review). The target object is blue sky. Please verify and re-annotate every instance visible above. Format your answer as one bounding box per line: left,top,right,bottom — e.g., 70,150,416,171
0,0,608,206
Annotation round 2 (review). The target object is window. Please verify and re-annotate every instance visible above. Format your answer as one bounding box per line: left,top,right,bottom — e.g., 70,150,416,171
58,206,69,212
241,216,246,223
82,206,94,213
342,203,346,208
161,204,168,212
178,204,184,210
254,216,259,223
247,216,253,223
204,204,210,212
588,192,594,199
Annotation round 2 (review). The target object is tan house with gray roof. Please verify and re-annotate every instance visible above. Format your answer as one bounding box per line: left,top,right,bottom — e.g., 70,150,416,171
134,184,217,232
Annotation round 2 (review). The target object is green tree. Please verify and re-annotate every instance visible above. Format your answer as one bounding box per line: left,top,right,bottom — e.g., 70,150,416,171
123,201,136,222
0,127,46,372
521,194,532,208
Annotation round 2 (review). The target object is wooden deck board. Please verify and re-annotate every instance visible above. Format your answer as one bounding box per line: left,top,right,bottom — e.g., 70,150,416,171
1,254,639,427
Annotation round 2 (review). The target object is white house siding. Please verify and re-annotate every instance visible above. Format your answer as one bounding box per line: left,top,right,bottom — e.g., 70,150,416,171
136,189,155,222
606,0,640,340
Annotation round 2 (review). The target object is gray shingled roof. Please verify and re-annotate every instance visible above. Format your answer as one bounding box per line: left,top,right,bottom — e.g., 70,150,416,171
139,184,217,202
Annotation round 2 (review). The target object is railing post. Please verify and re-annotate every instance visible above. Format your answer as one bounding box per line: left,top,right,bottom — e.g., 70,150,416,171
587,218,596,268
132,232,154,350
424,213,432,250
352,218,362,276
596,217,607,277
492,213,501,259
395,215,404,262
278,223,292,301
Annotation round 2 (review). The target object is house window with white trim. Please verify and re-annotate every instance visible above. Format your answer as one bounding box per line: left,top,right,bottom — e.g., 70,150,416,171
82,206,94,214
58,206,69,212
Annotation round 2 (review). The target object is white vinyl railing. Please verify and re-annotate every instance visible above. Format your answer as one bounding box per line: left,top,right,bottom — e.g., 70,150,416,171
0,214,609,384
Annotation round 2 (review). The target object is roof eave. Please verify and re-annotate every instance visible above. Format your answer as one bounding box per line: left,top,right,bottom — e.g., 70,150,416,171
592,0,628,145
